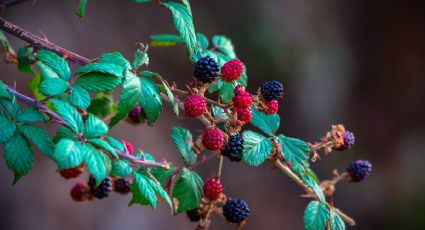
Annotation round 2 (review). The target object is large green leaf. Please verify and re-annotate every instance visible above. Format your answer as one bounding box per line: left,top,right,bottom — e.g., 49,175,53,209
329,210,346,230
83,114,108,138
76,62,124,78
50,99,84,133
172,168,203,214
140,78,162,125
110,76,141,127
110,160,132,177
150,34,183,47
84,144,107,185
130,172,158,208
250,106,280,135
69,86,90,109
39,78,68,96
170,127,196,165
87,138,118,159
212,35,236,59
16,107,45,123
99,52,131,69
277,134,310,176
163,0,200,61
19,124,54,158
304,201,330,230
75,72,121,92
76,0,87,18
303,172,326,203
53,139,85,170
36,50,71,81
242,130,273,166
3,132,33,183
0,115,16,143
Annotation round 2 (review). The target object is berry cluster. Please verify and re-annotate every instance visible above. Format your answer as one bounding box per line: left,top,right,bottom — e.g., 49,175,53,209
222,133,244,162
88,176,112,199
347,160,372,182
202,127,225,151
69,176,131,201
184,94,207,117
233,85,252,124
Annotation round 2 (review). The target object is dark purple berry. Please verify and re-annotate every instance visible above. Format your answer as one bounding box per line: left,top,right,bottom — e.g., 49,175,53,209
114,178,131,194
222,133,244,162
347,160,372,182
223,198,250,223
186,208,201,222
128,106,142,123
260,80,284,101
194,56,220,83
88,176,112,199
335,131,355,151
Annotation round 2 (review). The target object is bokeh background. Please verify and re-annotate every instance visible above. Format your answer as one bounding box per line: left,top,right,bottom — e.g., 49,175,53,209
1,0,425,229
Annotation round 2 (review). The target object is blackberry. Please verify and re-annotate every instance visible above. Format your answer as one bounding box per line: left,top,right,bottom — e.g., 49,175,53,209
70,182,90,202
335,131,355,151
88,176,112,199
221,59,244,82
128,105,147,124
347,160,372,182
264,100,279,115
186,208,201,222
114,178,131,194
222,133,244,162
260,80,284,101
202,128,225,151
184,94,207,117
59,165,83,179
203,178,223,201
223,199,250,223
194,56,220,83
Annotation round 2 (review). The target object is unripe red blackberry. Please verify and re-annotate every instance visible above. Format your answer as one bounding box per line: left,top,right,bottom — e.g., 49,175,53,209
264,100,278,115
202,128,225,151
203,178,223,201
60,166,84,179
223,198,250,223
347,160,372,182
70,182,91,202
335,131,355,151
184,94,207,117
128,105,147,123
236,107,252,124
232,86,252,109
194,56,220,83
222,133,244,162
186,208,201,222
122,140,134,155
221,59,244,82
113,178,131,194
88,176,112,199
260,80,284,101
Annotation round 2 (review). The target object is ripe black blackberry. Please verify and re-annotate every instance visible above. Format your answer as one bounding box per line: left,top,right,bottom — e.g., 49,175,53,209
223,198,250,223
186,208,201,222
222,133,244,162
114,178,131,194
193,56,220,83
88,176,112,199
260,80,284,101
346,160,372,182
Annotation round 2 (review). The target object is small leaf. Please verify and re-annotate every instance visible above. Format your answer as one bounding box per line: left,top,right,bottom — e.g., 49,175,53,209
75,62,124,78
50,99,84,133
36,50,71,81
76,0,88,18
19,124,54,158
130,172,157,208
84,144,107,185
53,139,85,170
151,166,176,186
196,33,209,49
170,127,196,165
157,76,179,116
250,106,280,135
39,78,68,96
53,126,77,143
146,176,173,209
28,73,45,100
3,132,33,183
218,81,236,103
17,46,33,74
75,72,121,92
304,201,330,230
172,168,203,214
212,106,228,121
150,34,183,47
277,134,310,176
16,107,45,123
132,46,149,70
242,130,272,166
105,136,125,151
0,80,10,98
111,160,132,177
98,52,131,69
87,93,115,118
83,114,108,138
140,78,162,125
37,61,59,80
69,86,90,109
0,94,19,117
329,210,346,230
110,76,141,127
303,172,326,203
0,115,16,144
212,35,236,58
87,138,118,159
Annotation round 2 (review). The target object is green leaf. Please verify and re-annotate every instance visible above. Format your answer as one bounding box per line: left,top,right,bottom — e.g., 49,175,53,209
329,210,346,230
69,86,90,109
150,34,183,47
28,73,45,100
53,139,85,170
37,61,59,80
151,166,176,187
250,106,280,135
88,138,118,159
130,172,158,208
304,201,330,230
87,93,115,118
0,94,19,117
17,47,33,74
76,0,88,18
84,144,107,185
110,76,141,127
39,78,68,96
0,80,10,98
303,172,326,203
84,114,108,138
105,136,125,151
172,168,203,213
3,132,33,183
157,76,179,116
53,126,77,143
111,160,132,177
140,78,162,125
242,131,272,166
132,46,149,70
170,127,196,165
218,81,236,103
277,134,310,176
212,106,228,121
75,72,121,92
36,50,71,81
76,62,124,78
50,99,84,133
163,0,200,61
0,115,16,144
16,107,45,123
19,124,54,158
212,35,236,58
98,52,131,69
146,177,173,209
196,33,209,49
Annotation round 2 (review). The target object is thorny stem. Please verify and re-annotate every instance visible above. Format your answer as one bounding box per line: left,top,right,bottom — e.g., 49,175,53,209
217,156,224,179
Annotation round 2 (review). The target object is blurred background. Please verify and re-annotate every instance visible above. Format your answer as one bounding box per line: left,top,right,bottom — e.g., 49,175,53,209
1,0,425,229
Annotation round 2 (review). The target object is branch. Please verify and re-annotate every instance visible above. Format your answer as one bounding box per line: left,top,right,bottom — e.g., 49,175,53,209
3,84,169,169
0,16,91,65
0,0,29,10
